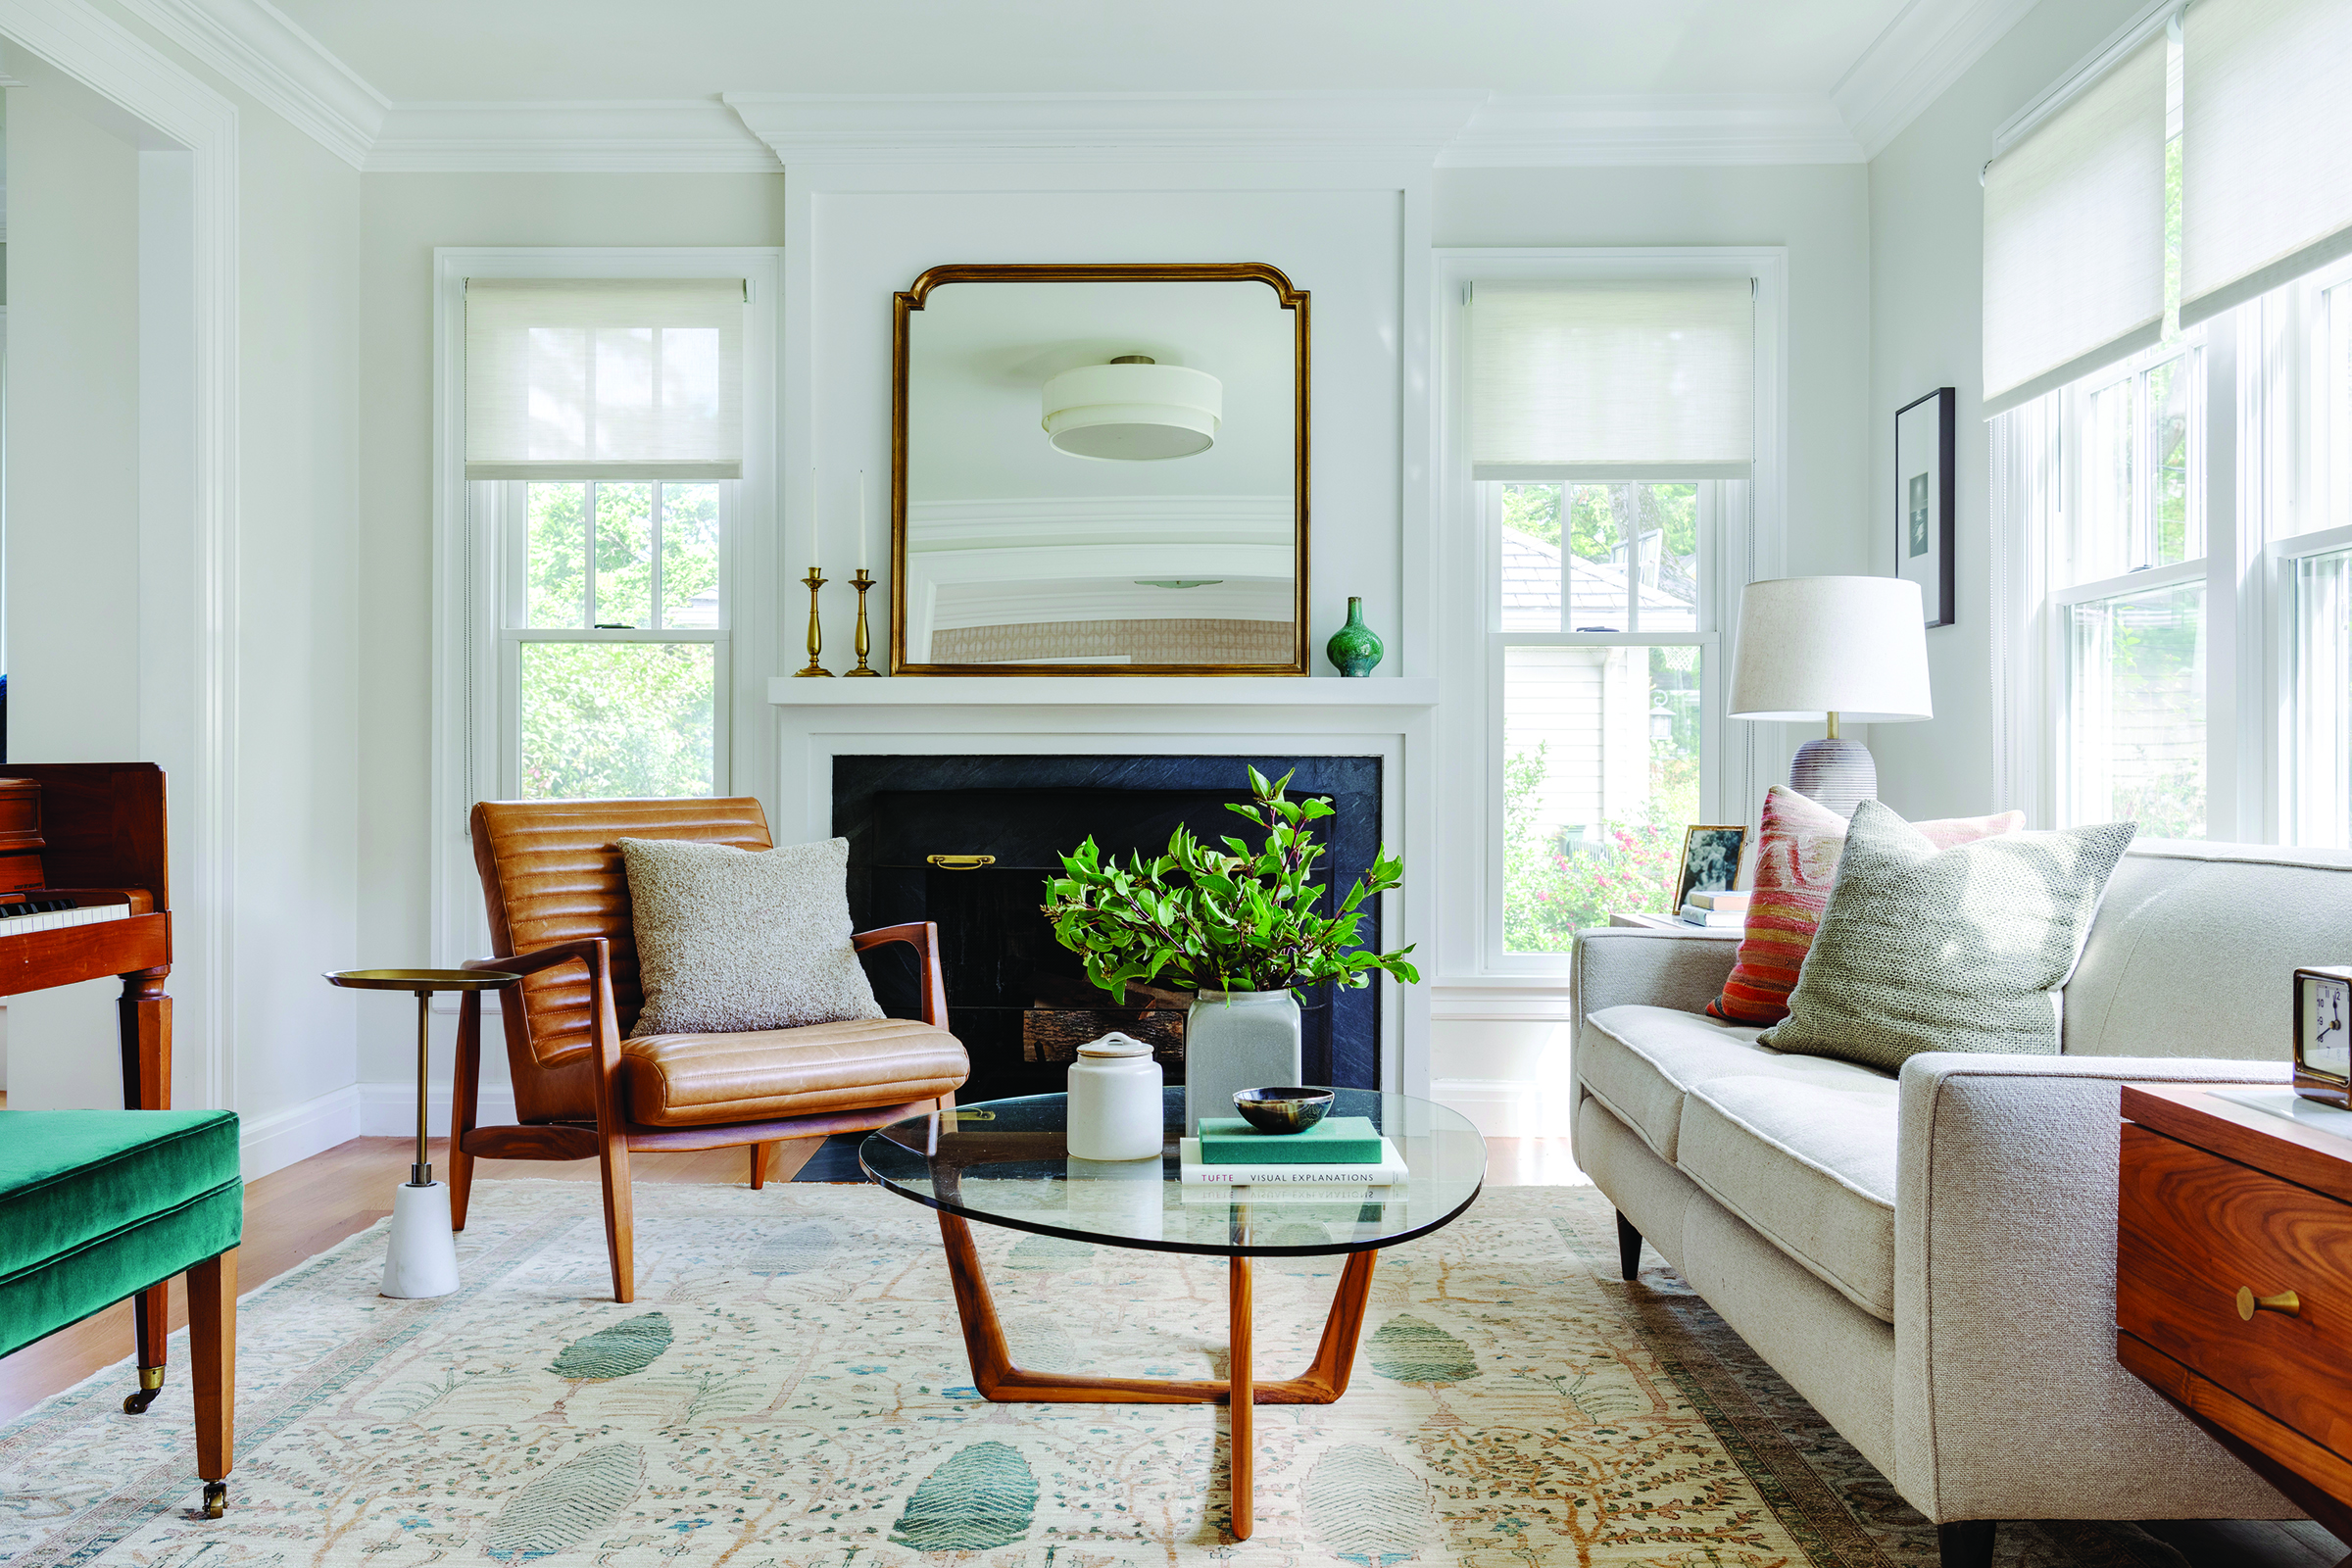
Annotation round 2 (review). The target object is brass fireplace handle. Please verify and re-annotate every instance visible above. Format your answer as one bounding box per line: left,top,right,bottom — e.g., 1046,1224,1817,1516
926,855,997,870
2235,1286,2301,1320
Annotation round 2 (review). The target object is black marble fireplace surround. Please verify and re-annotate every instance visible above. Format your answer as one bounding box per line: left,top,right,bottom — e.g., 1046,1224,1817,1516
835,754,1383,1104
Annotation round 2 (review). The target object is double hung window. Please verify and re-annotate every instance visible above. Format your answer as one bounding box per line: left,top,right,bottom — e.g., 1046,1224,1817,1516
1463,271,1761,960
2053,337,2208,838
464,276,747,800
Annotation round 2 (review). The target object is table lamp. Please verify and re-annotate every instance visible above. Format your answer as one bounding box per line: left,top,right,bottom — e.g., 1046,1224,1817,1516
1728,576,1933,817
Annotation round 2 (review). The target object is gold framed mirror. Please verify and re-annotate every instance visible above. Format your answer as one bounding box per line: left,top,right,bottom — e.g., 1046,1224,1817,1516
891,263,1309,675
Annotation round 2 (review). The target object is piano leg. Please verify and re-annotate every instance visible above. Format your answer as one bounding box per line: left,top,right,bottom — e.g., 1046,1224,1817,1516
118,969,174,1414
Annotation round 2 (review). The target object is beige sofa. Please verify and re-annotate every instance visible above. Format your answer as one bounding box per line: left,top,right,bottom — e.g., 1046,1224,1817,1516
1570,840,2352,1568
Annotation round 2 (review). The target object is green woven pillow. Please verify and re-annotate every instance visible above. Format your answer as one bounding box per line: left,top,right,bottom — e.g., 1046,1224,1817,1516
1756,800,2136,1071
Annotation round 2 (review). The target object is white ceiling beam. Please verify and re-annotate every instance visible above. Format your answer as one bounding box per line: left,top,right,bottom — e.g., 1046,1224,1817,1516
1442,95,1865,167
366,100,778,173
721,90,1490,166
1834,0,2043,159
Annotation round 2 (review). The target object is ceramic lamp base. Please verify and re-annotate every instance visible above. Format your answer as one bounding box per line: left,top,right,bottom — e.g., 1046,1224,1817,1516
1789,735,1878,819
381,1181,461,1299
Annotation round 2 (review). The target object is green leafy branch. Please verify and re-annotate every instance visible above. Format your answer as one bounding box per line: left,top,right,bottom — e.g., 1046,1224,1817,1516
1041,766,1420,1003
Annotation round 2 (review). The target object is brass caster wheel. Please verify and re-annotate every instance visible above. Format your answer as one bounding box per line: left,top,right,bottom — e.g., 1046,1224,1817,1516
122,1387,162,1414
201,1482,227,1519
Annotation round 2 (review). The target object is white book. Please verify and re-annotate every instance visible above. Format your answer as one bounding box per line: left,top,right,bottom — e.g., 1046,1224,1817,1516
1180,1183,1388,1205
1679,903,1745,927
1178,1135,1408,1187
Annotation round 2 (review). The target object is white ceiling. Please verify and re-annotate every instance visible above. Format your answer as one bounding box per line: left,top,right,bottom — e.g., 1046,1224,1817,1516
107,0,2048,171
267,0,1916,102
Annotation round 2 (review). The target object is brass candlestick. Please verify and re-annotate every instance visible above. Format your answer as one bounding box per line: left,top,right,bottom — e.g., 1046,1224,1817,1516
847,569,880,676
795,566,833,677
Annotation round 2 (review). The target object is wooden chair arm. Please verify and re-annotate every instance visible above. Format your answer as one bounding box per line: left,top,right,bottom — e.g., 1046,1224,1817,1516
466,940,605,981
854,921,951,1029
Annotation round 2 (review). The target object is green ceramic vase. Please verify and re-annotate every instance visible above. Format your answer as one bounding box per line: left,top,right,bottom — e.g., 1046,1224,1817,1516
1325,597,1384,677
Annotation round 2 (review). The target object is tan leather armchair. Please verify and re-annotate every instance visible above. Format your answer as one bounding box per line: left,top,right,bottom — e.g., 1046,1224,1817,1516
451,796,967,1301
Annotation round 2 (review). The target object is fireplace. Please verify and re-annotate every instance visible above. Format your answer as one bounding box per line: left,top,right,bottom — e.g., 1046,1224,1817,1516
835,754,1383,1104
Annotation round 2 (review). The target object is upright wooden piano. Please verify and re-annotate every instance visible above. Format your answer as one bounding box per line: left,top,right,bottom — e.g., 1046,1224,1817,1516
0,762,174,1407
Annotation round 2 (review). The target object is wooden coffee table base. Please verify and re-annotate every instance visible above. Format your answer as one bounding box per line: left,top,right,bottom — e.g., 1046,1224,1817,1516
936,1209,1378,1541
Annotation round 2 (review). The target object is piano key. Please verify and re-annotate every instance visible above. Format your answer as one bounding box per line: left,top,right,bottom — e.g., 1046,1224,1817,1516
0,902,132,937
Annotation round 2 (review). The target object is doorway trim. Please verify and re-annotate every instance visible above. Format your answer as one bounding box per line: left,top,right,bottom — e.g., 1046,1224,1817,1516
0,0,238,1113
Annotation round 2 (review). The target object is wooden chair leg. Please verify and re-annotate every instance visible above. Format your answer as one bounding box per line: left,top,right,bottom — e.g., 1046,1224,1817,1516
598,1132,636,1303
119,1283,172,1412
749,1143,768,1190
449,993,483,1231
187,1248,235,1518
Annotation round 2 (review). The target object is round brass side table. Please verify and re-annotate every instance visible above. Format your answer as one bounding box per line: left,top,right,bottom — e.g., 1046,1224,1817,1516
325,968,516,1298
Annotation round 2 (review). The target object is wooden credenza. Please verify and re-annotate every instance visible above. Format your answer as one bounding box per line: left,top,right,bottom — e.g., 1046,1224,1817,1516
2118,1083,2352,1539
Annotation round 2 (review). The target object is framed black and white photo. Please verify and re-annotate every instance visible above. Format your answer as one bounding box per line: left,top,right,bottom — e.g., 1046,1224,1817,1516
1673,825,1747,912
1895,387,1955,628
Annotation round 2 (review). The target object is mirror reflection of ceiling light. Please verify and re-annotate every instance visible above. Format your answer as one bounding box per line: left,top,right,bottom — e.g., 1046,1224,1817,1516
1041,355,1222,461
1133,579,1224,589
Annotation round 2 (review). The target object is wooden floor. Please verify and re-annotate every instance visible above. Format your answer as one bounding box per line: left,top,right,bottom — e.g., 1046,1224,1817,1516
1,1130,2337,1566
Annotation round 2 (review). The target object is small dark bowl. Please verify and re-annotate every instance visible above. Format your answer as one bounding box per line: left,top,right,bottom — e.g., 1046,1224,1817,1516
1232,1087,1335,1135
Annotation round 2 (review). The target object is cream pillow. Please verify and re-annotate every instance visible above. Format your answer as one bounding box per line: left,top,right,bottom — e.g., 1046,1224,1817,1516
618,836,884,1037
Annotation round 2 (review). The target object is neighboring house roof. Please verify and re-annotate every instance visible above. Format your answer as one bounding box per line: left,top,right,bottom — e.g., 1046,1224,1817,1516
1501,526,1691,628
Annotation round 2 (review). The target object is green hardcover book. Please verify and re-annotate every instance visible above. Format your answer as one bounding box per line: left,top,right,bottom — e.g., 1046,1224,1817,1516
1195,1115,1385,1165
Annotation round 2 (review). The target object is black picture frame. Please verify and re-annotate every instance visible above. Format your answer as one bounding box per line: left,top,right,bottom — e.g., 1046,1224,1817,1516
1894,387,1956,628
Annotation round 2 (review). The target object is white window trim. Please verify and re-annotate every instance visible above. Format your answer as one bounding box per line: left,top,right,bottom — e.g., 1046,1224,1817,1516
1992,262,2352,845
1430,248,1787,989
430,247,782,978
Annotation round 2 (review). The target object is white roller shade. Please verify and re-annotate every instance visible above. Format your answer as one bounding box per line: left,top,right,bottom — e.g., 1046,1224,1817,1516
2180,0,2352,328
466,277,745,480
1982,34,2168,416
1469,277,1753,480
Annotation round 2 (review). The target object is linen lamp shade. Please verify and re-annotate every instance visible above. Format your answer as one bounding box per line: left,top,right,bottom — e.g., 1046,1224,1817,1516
1730,576,1933,816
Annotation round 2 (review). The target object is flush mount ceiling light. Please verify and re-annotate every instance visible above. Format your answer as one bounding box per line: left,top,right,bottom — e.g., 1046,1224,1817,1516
1041,355,1222,461
1134,579,1224,589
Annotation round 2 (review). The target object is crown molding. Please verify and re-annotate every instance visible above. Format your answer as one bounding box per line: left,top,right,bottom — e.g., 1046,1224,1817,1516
115,0,384,169
368,100,780,172
1441,94,1864,167
1833,0,2041,159
721,90,1489,165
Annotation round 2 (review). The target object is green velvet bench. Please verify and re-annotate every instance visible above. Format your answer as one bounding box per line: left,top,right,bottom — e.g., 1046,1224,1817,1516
0,1108,242,1516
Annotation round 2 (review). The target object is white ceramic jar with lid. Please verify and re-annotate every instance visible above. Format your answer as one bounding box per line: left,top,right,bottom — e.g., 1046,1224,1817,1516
1065,1031,1164,1161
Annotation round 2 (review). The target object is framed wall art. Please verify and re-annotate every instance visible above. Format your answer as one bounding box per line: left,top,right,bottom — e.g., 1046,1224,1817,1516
1894,387,1955,628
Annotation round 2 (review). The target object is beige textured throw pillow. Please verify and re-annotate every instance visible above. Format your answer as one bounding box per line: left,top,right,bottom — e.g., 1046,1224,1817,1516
619,836,884,1037
1755,799,2136,1071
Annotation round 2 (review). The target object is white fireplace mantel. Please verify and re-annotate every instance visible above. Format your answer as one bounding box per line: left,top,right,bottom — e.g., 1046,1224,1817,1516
765,672,1441,1095
766,675,1439,708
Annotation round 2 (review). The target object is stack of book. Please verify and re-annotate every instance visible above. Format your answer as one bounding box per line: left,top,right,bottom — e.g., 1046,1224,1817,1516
1178,1114,1406,1200
1680,889,1749,928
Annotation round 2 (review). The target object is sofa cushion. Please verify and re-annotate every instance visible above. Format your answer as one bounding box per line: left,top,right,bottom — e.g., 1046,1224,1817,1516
622,1017,968,1127
1580,1004,1767,1162
1678,1072,1899,1322
1581,1004,1902,1163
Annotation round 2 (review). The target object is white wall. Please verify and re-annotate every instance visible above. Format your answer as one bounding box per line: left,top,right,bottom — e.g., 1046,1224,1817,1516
1865,0,2152,821
0,11,365,1177
357,174,785,1102
2,70,144,1112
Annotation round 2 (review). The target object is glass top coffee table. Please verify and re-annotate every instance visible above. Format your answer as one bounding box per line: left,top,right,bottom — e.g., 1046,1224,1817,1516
861,1087,1486,1541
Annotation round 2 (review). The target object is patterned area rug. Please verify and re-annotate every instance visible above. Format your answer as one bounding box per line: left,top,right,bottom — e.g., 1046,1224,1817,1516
0,1180,2230,1566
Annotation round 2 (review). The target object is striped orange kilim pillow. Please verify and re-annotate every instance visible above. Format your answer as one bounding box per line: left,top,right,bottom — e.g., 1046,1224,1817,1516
1705,786,2026,1026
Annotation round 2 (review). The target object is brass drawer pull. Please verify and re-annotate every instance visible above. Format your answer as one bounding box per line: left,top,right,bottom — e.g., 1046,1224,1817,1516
2235,1286,2302,1320
927,855,997,870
